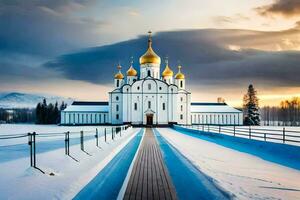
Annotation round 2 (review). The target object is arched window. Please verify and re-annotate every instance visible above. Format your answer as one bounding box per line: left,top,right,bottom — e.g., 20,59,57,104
162,103,166,110
147,70,151,76
148,84,151,90
116,114,119,120
148,101,151,109
134,103,137,110
116,96,119,101
181,105,183,111
180,80,183,88
116,104,119,111
116,80,119,87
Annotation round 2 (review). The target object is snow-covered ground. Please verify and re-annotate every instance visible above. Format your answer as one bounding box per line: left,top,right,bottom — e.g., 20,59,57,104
188,125,300,146
0,124,140,200
0,124,113,146
157,128,300,200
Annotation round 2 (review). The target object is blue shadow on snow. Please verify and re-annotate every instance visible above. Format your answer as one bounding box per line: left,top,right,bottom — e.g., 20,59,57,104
154,128,232,200
173,125,300,171
0,135,95,163
74,129,144,200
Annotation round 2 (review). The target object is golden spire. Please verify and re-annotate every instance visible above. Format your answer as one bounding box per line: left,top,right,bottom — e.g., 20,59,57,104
162,57,174,77
175,65,185,79
148,30,152,48
139,31,161,65
114,63,124,79
127,57,137,76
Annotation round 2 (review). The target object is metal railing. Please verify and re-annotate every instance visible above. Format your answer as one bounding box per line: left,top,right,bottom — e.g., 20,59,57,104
0,125,131,173
179,125,300,145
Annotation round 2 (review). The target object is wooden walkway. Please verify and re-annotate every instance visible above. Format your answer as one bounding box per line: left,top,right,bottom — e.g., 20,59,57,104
124,128,177,200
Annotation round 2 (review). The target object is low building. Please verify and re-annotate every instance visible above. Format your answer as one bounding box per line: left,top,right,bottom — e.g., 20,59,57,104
61,102,109,125
190,103,243,125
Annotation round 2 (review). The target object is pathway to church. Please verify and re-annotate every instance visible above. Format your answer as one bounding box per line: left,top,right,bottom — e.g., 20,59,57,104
124,128,177,200
75,128,230,200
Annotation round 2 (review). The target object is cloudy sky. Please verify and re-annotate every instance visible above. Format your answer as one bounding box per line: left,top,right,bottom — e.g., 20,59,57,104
1,0,300,106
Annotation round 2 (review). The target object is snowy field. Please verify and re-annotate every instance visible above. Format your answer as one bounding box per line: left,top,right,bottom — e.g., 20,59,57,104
0,124,115,146
157,128,300,200
187,125,300,146
0,124,141,199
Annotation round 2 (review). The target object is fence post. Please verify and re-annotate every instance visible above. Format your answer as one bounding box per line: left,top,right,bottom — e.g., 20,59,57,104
80,131,84,151
95,128,99,147
208,125,210,132
28,132,33,167
233,126,236,136
104,128,107,142
112,127,114,140
65,132,68,155
283,127,286,144
219,126,221,134
202,125,204,131
67,131,70,155
120,126,122,137
33,132,36,168
249,126,251,139
264,133,266,141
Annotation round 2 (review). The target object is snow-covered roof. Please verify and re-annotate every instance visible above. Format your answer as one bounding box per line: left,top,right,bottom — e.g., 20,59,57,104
63,101,109,112
191,102,242,113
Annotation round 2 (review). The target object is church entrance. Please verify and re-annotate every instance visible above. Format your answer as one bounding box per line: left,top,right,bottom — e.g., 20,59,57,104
146,114,153,126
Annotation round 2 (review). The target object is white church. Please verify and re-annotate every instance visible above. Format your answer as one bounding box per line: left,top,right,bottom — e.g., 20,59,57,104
61,32,243,126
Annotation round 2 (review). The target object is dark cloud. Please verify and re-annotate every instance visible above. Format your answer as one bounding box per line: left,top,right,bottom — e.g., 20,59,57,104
0,0,103,57
255,0,300,17
44,29,300,89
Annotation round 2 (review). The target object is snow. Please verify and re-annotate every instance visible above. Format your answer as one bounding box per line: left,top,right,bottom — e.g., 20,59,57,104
157,128,300,200
0,124,141,200
63,105,109,112
117,130,145,200
0,124,112,146
188,125,300,146
154,129,232,199
190,104,241,113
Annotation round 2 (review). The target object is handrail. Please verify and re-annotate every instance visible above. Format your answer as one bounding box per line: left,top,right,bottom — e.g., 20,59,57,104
179,125,300,144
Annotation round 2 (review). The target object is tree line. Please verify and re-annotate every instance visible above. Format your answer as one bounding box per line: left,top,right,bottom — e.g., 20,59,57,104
0,108,35,123
261,97,300,126
35,99,67,124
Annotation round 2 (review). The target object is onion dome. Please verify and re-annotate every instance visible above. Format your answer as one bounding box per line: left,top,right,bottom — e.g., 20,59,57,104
127,59,137,76
162,59,174,77
139,31,161,65
114,64,124,79
127,66,137,76
175,65,185,79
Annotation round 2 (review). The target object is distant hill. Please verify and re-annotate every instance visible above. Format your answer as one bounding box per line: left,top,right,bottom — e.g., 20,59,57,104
0,92,74,109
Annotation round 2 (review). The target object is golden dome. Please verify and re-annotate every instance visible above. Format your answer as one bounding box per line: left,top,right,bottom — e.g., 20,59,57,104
162,60,174,77
175,65,185,79
114,64,124,79
114,72,124,79
139,31,161,65
127,66,137,76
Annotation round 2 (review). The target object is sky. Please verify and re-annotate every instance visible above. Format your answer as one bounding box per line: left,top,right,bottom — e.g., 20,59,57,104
0,0,300,107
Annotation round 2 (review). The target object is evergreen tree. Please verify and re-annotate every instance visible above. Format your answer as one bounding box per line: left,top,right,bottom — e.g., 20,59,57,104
41,98,47,124
53,102,60,124
243,84,260,125
36,103,42,124
47,103,54,124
